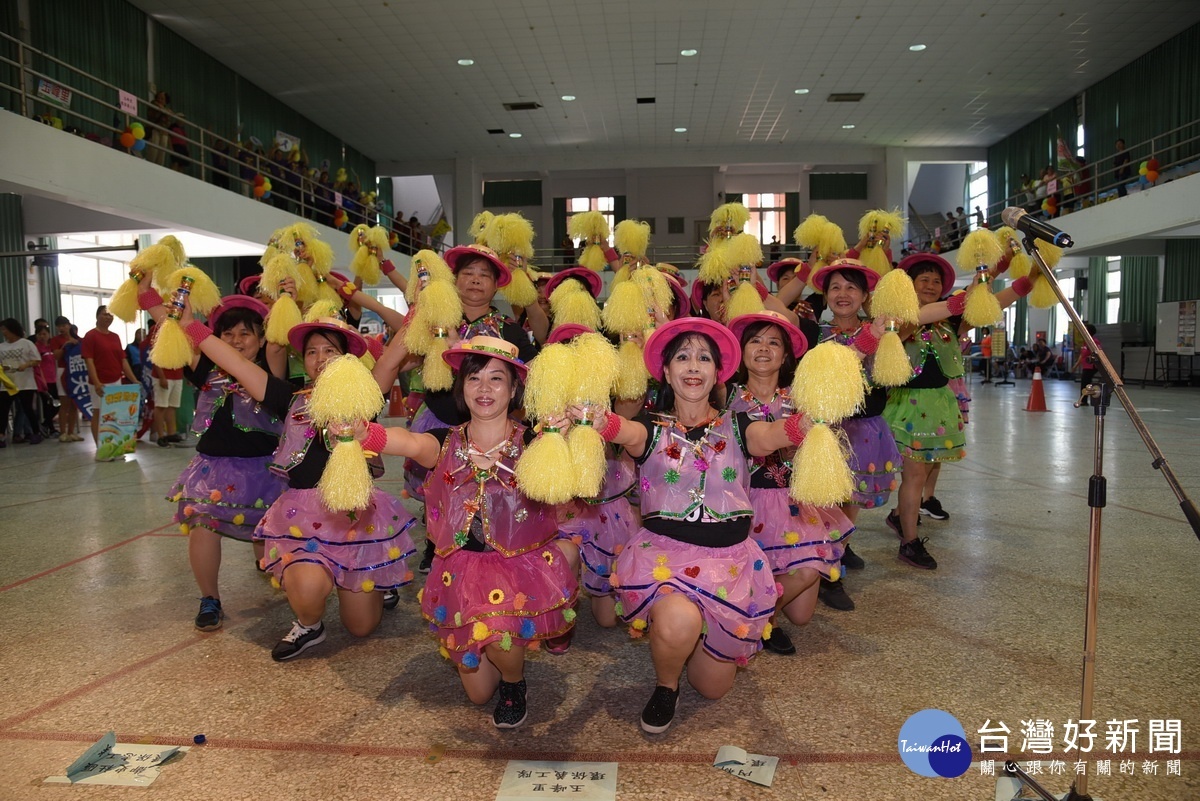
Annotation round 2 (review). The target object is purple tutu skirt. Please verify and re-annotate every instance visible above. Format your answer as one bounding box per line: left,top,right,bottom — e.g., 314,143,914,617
748,487,854,580
255,487,417,592
613,529,778,664
167,454,287,541
419,544,579,666
404,405,448,501
560,496,640,596
837,415,901,509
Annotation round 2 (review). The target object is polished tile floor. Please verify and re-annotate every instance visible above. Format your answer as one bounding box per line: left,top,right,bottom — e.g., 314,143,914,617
2,376,1198,800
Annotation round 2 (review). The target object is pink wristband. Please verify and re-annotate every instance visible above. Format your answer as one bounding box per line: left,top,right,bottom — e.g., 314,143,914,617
783,413,805,446
598,411,623,442
853,326,880,355
138,289,164,310
381,259,396,276
602,246,619,264
1012,276,1034,297
362,422,387,454
996,254,1012,274
185,321,213,347
946,292,967,316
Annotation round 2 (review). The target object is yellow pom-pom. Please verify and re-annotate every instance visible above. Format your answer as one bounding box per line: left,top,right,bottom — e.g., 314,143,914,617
633,266,672,315
791,342,866,423
309,354,385,425
488,213,536,262
964,282,1003,328
708,203,749,238
1029,275,1059,309
468,211,495,245
568,423,606,497
794,214,830,248
422,337,455,391
602,280,649,335
265,295,302,346
859,245,892,277
871,331,914,386
869,269,920,324
550,282,602,330
1034,238,1064,268
500,266,539,309
350,245,382,287
613,339,649,400
578,243,607,272
718,234,764,276
568,210,609,245
130,238,185,291
726,280,765,320
523,343,576,419
107,275,142,322
570,333,619,403
149,319,195,369
318,436,373,511
614,219,651,259
857,208,904,243
405,250,455,304
697,242,731,285
790,423,853,505
1008,250,1033,280
471,622,489,641
515,433,576,504
829,565,841,582
957,230,1003,274
816,224,848,267
167,266,222,316
415,280,462,330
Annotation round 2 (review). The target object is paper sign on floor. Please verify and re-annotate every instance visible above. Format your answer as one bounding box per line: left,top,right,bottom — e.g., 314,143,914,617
43,731,186,787
714,745,779,787
496,760,617,801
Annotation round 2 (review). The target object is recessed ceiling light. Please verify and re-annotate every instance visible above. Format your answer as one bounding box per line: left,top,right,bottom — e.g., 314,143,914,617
842,124,856,129
457,58,474,66
909,44,926,52
509,132,522,138
561,95,576,101
680,49,697,57
794,88,810,95
674,127,687,133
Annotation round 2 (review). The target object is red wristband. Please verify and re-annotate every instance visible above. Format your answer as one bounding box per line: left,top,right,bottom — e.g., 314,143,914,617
602,246,619,264
1012,276,1034,297
381,259,396,276
185,321,213,347
996,253,1012,274
853,326,880,355
598,411,623,442
362,421,387,454
946,292,967,316
783,413,805,446
338,281,358,299
138,289,164,310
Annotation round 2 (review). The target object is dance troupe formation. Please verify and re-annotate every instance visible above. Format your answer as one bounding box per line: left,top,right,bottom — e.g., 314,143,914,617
117,204,1058,733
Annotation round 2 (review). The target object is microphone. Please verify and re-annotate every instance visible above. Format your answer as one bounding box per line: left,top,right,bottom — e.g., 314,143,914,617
1001,207,1074,248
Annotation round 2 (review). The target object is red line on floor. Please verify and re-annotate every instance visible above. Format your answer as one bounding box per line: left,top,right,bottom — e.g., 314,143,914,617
1,729,1197,767
0,522,175,593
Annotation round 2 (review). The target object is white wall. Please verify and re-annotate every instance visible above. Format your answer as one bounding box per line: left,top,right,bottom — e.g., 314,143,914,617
909,163,967,216
390,175,442,227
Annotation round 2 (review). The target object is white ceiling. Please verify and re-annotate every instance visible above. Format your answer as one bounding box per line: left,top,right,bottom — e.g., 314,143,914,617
124,1,1200,171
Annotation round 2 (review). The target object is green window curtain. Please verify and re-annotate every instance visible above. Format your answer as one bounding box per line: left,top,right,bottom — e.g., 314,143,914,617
613,195,626,227
809,174,868,201
552,198,568,249
784,192,800,244
1014,298,1028,346
1118,256,1159,342
1162,240,1200,301
986,97,1077,204
725,193,743,205
1087,257,1108,324
376,179,393,225
0,0,19,113
29,0,148,140
189,257,236,295
39,260,61,324
0,194,27,324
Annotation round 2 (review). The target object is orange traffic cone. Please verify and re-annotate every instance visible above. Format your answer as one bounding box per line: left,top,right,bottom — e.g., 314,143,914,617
1025,367,1050,412
387,384,405,418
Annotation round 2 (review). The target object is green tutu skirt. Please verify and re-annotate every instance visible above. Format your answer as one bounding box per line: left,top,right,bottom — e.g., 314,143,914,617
882,386,966,463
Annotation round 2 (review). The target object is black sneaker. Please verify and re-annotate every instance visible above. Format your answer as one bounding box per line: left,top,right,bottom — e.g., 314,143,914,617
417,540,434,574
898,537,938,570
920,496,949,520
818,577,856,611
492,679,528,729
886,510,903,539
762,625,796,655
840,543,865,570
382,588,400,610
157,437,172,448
195,596,223,631
640,685,680,734
271,621,326,661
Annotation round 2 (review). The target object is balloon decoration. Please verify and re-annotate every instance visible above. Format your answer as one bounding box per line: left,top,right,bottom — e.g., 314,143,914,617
333,208,348,229
130,123,145,140
119,131,135,148
1041,197,1057,216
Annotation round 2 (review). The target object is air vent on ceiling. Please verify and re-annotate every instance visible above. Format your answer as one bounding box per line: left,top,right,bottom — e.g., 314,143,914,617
827,93,865,102
487,128,505,135
503,102,543,111
637,97,656,105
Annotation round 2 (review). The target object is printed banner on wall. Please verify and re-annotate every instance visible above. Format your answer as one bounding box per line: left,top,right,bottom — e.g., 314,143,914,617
1178,300,1196,356
96,383,142,461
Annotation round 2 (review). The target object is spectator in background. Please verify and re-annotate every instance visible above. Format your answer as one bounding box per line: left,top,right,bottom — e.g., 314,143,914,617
955,206,967,239
768,236,782,263
33,325,59,438
560,234,575,266
407,215,425,251
1072,323,1103,406
149,323,184,446
237,140,259,198
1027,338,1056,375
0,319,45,446
1113,139,1132,198
168,113,190,173
974,206,985,230
126,328,146,382
945,212,958,247
211,138,232,191
50,316,82,441
81,305,137,450
146,91,173,166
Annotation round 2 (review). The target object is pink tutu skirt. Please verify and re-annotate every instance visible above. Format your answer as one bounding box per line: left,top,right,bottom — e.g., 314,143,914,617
749,487,853,580
419,544,579,667
168,454,287,541
255,487,417,591
613,529,778,664
836,415,901,509
559,496,640,596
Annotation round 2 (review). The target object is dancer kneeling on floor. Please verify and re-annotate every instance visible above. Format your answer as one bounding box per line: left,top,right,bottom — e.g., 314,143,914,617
557,318,814,734
352,336,579,730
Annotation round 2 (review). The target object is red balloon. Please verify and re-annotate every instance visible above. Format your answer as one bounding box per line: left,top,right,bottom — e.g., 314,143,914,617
253,175,265,187
119,132,135,148
1146,170,1159,182
253,186,265,198
1147,158,1160,171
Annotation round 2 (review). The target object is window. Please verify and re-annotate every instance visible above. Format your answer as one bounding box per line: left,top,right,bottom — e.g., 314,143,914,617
56,234,144,346
741,193,786,248
1106,256,1121,324
968,162,988,228
568,197,615,245
1051,276,1075,345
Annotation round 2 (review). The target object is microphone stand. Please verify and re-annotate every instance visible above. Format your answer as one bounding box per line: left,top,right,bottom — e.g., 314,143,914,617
1022,234,1200,801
